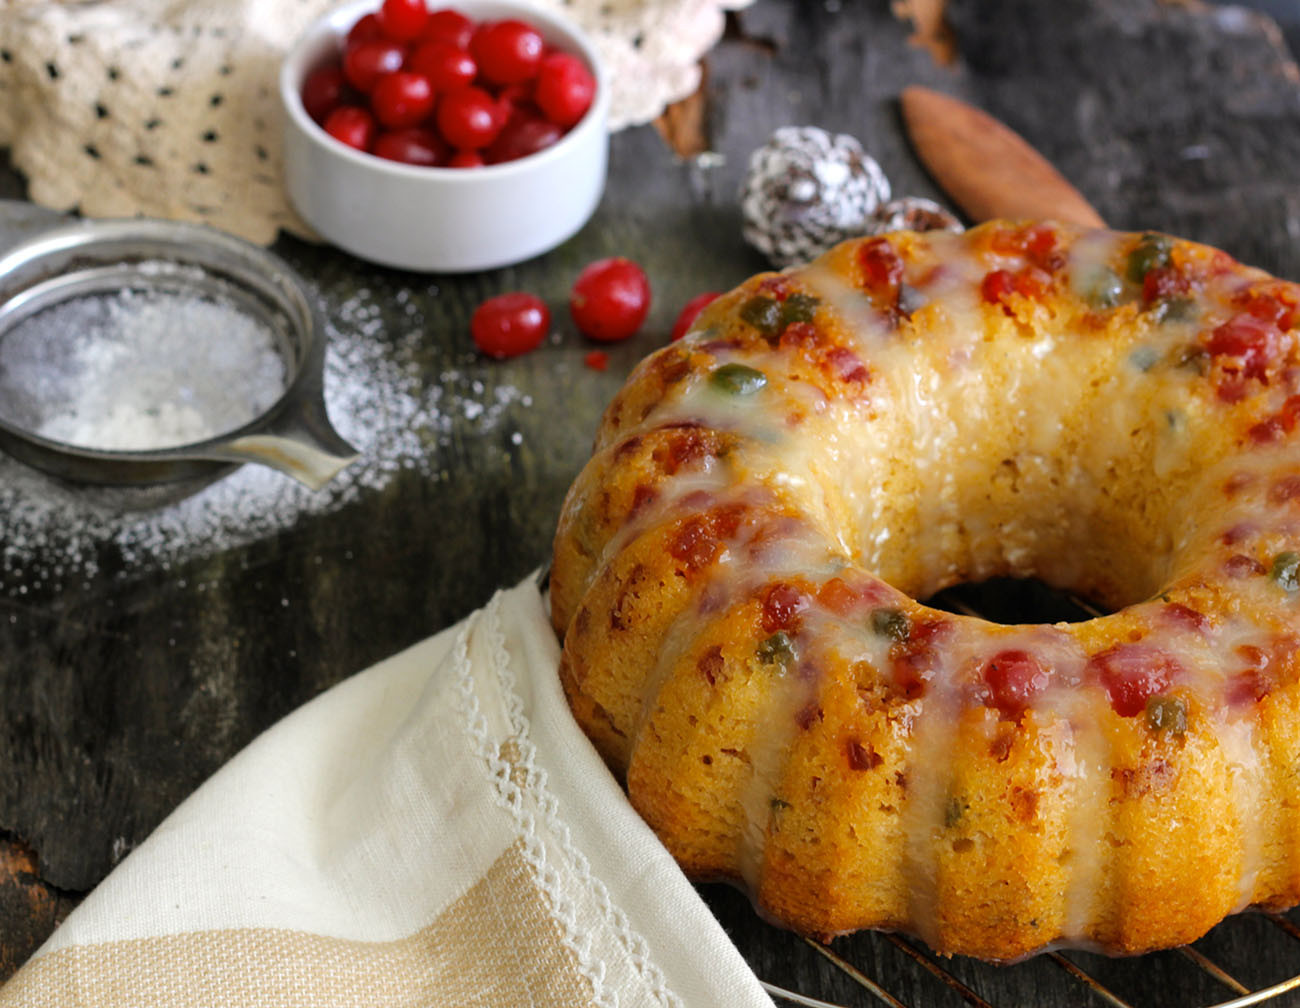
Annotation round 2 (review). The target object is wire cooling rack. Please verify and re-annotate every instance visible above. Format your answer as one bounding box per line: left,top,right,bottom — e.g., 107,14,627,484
705,579,1300,1008
750,921,1300,1008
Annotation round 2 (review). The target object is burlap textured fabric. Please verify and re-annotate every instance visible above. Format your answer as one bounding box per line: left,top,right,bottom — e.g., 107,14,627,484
0,577,773,1007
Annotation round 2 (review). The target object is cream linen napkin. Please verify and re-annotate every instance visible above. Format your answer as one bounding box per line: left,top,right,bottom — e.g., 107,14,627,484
0,575,775,1007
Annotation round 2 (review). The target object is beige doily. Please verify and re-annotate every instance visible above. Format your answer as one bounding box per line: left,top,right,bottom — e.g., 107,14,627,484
0,0,752,245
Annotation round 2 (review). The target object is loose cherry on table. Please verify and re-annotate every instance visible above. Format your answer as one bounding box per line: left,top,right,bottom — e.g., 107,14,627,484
570,258,653,343
471,293,552,359
670,291,721,341
471,257,654,361
302,0,596,168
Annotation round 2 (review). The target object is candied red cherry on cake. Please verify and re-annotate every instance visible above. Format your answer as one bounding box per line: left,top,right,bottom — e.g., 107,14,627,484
570,258,652,342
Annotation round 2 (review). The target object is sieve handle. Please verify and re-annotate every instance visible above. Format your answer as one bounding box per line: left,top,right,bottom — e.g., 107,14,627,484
210,387,358,491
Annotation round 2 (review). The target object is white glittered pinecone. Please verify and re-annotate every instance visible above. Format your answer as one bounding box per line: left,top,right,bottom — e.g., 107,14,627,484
873,196,963,235
740,126,891,268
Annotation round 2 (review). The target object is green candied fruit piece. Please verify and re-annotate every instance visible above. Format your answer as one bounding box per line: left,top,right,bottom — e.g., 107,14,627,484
944,795,967,828
757,630,795,668
709,363,768,396
1145,695,1188,736
1172,344,1210,374
1125,233,1173,283
739,295,782,335
779,291,820,327
870,607,911,642
1079,266,1124,309
1271,551,1300,591
1152,295,1197,324
897,282,926,317
1128,345,1160,372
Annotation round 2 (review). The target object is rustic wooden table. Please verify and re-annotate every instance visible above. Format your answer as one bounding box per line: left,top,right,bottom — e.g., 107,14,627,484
4,0,1300,1003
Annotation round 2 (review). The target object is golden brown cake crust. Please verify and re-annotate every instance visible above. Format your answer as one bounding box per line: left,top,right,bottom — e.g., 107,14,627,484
551,220,1300,961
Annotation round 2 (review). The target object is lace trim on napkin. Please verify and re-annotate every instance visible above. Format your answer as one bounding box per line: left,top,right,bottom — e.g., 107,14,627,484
453,592,682,1008
0,0,753,246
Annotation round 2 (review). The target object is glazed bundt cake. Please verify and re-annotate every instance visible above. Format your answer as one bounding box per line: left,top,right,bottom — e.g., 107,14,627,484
550,220,1300,961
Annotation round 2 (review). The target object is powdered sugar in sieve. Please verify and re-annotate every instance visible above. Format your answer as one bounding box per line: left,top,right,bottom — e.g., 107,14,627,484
0,215,355,488
0,274,289,451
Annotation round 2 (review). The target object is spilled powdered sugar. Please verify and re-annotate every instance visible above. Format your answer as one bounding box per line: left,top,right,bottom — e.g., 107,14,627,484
0,282,532,591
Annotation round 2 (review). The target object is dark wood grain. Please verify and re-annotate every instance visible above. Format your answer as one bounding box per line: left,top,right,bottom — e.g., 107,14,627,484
944,0,1300,277
3,1,1300,1005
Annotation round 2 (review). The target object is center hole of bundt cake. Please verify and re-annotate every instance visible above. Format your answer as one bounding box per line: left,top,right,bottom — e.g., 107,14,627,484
924,577,1106,625
852,385,1216,612
858,447,1191,614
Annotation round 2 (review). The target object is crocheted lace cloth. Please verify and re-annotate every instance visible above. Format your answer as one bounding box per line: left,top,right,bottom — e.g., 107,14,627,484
0,0,751,245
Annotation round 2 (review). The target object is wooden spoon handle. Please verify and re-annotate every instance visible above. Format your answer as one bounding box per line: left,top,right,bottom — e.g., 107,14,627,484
900,85,1105,228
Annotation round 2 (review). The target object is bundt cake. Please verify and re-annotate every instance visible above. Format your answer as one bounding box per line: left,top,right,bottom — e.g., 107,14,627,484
550,219,1300,962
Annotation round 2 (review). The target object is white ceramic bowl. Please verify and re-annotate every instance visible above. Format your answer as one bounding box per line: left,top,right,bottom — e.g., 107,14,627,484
280,0,609,272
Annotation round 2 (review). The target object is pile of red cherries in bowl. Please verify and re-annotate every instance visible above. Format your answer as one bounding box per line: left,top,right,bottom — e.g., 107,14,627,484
301,0,597,167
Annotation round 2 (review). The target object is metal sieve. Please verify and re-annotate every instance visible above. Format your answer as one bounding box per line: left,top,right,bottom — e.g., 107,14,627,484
0,208,357,490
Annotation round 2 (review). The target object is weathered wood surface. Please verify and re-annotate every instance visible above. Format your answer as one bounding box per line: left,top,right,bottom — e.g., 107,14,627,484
3,0,1300,1003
